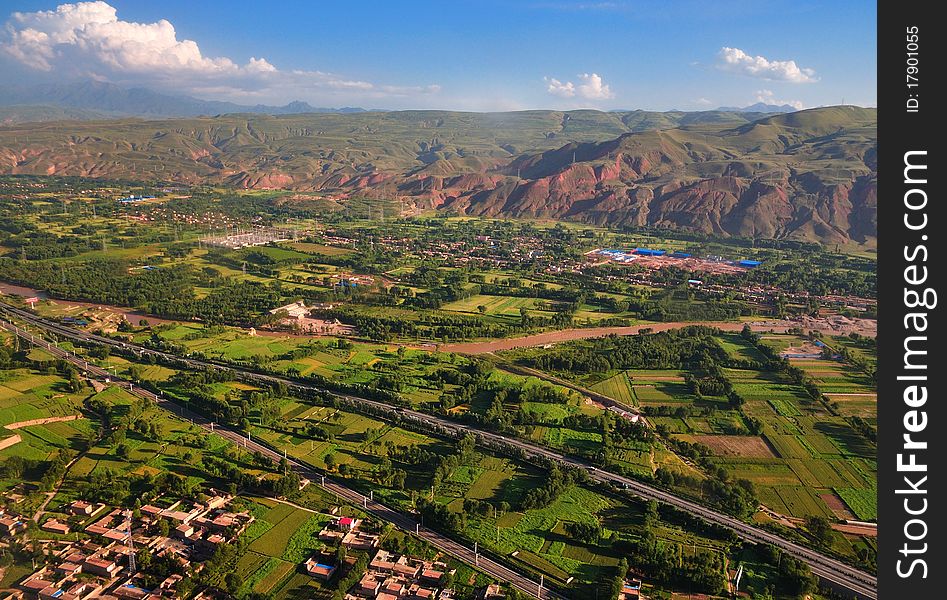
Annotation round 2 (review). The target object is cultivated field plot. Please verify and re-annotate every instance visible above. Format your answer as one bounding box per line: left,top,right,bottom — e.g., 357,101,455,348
463,486,620,585
237,501,334,599
441,294,557,319
836,487,878,521
590,371,636,405
756,335,809,354
824,393,877,418
687,435,775,458
632,382,693,405
288,241,355,256
716,333,768,363
791,359,875,394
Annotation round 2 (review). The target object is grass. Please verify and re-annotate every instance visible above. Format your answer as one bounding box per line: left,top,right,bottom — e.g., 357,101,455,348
250,507,316,557
281,514,332,562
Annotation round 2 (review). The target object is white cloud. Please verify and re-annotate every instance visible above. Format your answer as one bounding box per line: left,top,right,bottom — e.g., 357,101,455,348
754,89,804,110
693,97,713,106
544,77,575,98
576,73,613,99
0,1,439,104
544,73,614,100
716,47,817,83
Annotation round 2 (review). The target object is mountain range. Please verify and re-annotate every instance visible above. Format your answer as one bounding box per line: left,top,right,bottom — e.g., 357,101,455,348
0,104,876,245
715,102,799,113
0,81,372,123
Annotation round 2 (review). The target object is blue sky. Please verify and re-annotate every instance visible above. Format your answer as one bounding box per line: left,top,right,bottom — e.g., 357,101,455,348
1,0,877,111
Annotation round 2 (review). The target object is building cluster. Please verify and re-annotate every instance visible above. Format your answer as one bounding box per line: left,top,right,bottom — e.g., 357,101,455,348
347,549,450,600
11,492,251,600
318,516,381,553
200,227,295,249
588,247,761,273
266,300,351,335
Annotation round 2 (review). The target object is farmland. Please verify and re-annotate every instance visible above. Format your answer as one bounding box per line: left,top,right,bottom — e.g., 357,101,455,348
502,326,878,550
0,177,878,598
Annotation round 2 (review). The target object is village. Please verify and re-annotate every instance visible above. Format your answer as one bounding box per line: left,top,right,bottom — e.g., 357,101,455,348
0,488,475,600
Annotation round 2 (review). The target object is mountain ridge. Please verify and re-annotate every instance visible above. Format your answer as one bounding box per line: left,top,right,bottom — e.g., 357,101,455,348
0,106,876,245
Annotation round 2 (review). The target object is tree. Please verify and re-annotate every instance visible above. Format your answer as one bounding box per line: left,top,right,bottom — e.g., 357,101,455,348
805,516,834,546
225,571,243,593
391,469,407,490
325,453,337,471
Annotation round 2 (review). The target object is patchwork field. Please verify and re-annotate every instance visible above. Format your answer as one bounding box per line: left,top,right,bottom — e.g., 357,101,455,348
688,435,775,458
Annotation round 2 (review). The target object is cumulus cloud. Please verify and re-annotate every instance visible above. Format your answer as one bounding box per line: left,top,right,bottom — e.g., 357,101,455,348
754,89,804,110
544,73,614,100
544,77,575,98
716,47,817,83
0,1,439,103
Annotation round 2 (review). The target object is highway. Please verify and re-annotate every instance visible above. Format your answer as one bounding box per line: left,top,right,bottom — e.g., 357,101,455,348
0,303,877,599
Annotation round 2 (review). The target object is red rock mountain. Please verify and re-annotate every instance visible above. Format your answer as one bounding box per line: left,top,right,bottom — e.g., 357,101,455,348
0,106,876,244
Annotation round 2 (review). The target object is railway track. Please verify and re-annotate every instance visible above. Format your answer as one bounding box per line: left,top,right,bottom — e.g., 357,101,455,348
0,303,877,599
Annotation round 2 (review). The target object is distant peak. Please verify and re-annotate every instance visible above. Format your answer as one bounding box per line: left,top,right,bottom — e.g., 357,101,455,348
716,102,799,113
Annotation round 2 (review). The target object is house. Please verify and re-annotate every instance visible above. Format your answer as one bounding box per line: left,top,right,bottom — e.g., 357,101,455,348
334,516,358,531
69,500,94,516
158,574,183,593
82,556,119,578
209,513,238,531
41,519,70,535
381,581,405,597
304,557,336,581
341,530,379,551
56,562,83,577
140,505,163,518
63,581,100,599
0,516,26,536
420,569,444,585
483,583,505,599
113,583,151,600
162,510,195,524
269,301,310,320
619,579,642,600
103,529,130,543
174,524,195,539
21,578,55,594
39,585,66,600
408,585,437,600
355,573,381,597
369,550,421,578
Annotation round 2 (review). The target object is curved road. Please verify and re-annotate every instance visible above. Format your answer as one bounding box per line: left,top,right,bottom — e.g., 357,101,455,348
0,304,876,599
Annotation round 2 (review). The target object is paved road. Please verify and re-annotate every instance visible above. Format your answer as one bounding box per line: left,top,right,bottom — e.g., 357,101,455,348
0,304,877,599
0,314,561,600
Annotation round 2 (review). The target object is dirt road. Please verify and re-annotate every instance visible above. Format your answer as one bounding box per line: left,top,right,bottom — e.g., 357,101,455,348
441,317,875,354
